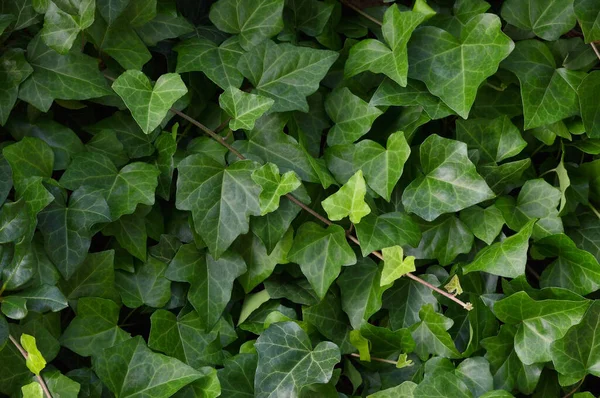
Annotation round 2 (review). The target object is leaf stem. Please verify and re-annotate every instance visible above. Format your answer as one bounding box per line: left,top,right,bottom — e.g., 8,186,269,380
8,334,53,398
588,202,600,220
562,377,585,398
349,353,398,365
339,0,383,26
591,42,600,61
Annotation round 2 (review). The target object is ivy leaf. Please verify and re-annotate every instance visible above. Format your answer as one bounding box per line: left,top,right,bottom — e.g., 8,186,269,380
58,250,119,302
102,205,150,262
21,382,43,398
493,291,589,365
176,156,261,258
252,196,302,254
355,212,421,256
368,382,417,398
574,0,600,43
115,257,171,308
218,353,257,398
39,0,95,54
384,274,441,329
501,40,586,130
175,37,244,90
254,321,340,398
209,0,284,50
322,170,371,223
97,0,130,25
9,285,67,313
288,222,356,299
60,297,129,357
92,336,201,398
21,334,46,375
501,0,576,41
134,2,193,46
414,371,473,398
149,309,224,367
459,205,505,245
345,3,433,87
174,367,221,398
3,137,53,190
402,135,494,222
408,14,514,118
578,71,600,139
0,49,33,125
326,131,411,201
325,87,383,146
112,71,188,135
410,304,461,360
550,301,600,380
251,163,301,215
462,220,534,278
381,246,416,286
237,40,338,112
219,87,274,131
19,35,112,112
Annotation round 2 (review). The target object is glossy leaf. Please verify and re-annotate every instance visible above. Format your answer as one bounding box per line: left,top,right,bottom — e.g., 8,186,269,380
322,170,371,223
251,163,301,215
380,246,415,286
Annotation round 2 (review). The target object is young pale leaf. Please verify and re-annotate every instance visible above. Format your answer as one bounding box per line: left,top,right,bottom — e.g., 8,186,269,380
237,40,338,112
408,14,514,118
322,170,371,223
209,0,284,50
21,334,46,375
176,156,261,258
493,291,589,365
288,222,356,299
345,3,434,87
251,163,301,215
349,330,370,361
501,0,576,41
112,71,188,134
21,382,43,398
219,87,274,131
325,87,383,146
254,321,340,398
381,246,416,286
402,135,495,221
92,336,201,398
462,220,534,278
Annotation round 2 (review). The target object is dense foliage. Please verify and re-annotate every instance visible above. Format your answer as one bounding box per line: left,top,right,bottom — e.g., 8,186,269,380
1,0,600,396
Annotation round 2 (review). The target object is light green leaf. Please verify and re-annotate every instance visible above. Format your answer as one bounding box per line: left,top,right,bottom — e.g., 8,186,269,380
349,330,370,361
402,134,495,222
384,274,441,329
288,222,356,299
173,367,221,398
112,70,188,135
60,297,129,357
322,170,370,223
21,382,43,398
463,220,534,278
459,205,505,245
21,334,46,375
209,0,284,50
238,290,271,325
175,36,244,90
254,321,340,398
93,336,201,398
345,3,433,87
501,40,586,130
381,246,416,286
251,163,301,215
493,291,589,365
550,301,600,380
220,87,274,131
325,87,383,146
579,70,600,139
176,156,261,258
408,14,514,118
237,40,338,112
355,212,421,256
501,0,576,41
115,257,171,308
574,0,600,42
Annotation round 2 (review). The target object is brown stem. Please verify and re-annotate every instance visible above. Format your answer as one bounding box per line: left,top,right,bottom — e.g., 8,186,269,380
340,0,383,26
350,353,398,365
562,377,585,398
8,335,53,398
214,117,232,134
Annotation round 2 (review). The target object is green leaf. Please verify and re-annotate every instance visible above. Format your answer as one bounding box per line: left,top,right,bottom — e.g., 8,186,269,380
21,333,46,375
58,250,119,302
19,35,112,112
322,170,371,223
39,0,94,54
535,234,600,296
115,257,171,308
217,353,257,398
455,115,527,165
501,40,586,130
574,0,600,42
288,222,356,299
0,49,33,125
175,36,245,90
381,246,415,286
237,40,338,112
413,371,473,398
456,356,494,397
44,370,81,398
97,0,130,25
367,381,417,398
501,0,576,41
220,87,274,131
9,284,67,313
134,2,193,46
112,71,188,135
283,0,334,37
92,336,201,398
149,309,224,367
384,273,441,329
349,329,370,361
578,71,600,139
173,367,221,398
254,321,340,398
2,296,28,320
176,156,261,258
326,131,411,201
102,205,149,262
209,0,284,50
154,132,176,200
345,3,433,87
493,291,589,365
550,300,600,380
325,87,383,146
355,212,421,257
408,14,514,118
402,134,495,221
462,220,534,278
251,163,301,215
21,382,43,398
2,137,53,190
337,257,389,329
410,304,461,360
459,205,505,245
60,297,129,357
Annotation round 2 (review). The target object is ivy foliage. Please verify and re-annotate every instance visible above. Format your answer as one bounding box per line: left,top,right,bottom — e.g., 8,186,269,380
2,0,600,397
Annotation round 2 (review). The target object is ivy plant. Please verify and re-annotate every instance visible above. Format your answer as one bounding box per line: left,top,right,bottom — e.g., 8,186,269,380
1,0,600,397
